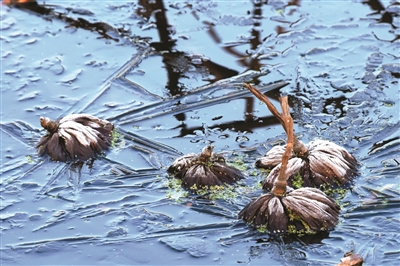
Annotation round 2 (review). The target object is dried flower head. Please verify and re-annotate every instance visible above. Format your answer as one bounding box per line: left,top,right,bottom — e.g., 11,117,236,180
258,139,358,190
239,187,340,234
243,83,357,190
36,114,114,162
168,145,245,190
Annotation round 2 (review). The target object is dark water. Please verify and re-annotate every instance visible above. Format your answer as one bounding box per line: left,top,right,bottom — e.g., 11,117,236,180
1,0,399,265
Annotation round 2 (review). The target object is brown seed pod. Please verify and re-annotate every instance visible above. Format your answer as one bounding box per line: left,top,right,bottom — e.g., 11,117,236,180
258,139,358,190
238,187,340,234
238,92,341,234
167,145,245,190
36,114,114,162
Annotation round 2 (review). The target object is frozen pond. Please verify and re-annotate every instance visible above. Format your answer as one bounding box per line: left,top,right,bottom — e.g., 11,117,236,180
1,0,399,265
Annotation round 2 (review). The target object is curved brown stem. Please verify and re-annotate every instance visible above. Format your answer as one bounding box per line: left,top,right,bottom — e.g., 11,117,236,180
271,96,293,196
244,83,286,131
244,83,308,158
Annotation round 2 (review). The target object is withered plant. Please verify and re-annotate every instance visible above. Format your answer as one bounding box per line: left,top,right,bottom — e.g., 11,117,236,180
168,145,245,190
37,114,114,162
239,95,340,234
245,83,357,190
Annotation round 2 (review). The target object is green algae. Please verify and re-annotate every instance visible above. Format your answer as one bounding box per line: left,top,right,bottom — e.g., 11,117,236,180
291,172,304,189
26,155,34,164
110,129,123,148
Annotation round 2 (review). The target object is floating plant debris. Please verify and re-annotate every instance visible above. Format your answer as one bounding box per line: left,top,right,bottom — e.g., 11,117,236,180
337,251,364,266
167,145,245,190
36,114,114,162
245,83,358,190
239,95,340,234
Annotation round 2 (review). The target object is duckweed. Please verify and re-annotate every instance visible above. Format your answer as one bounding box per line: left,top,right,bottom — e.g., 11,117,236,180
26,155,34,164
256,224,268,233
166,178,189,201
226,154,248,172
192,184,240,200
110,129,123,148
320,184,348,201
111,128,125,149
286,208,316,234
291,172,304,189
166,176,246,201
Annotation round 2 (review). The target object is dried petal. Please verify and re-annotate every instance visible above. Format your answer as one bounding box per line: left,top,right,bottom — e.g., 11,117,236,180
238,193,274,225
256,145,286,168
38,133,66,162
289,187,339,209
211,161,243,183
183,164,222,189
282,188,340,231
263,157,306,190
267,197,288,233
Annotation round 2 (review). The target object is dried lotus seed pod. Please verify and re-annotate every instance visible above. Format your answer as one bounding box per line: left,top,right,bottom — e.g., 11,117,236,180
36,114,114,162
168,145,245,190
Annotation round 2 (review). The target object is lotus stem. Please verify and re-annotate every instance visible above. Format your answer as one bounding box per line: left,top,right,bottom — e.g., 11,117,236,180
271,96,293,196
244,83,308,158
244,83,286,129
